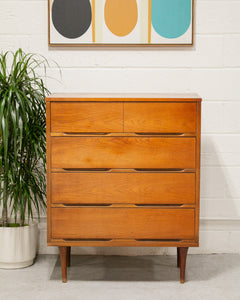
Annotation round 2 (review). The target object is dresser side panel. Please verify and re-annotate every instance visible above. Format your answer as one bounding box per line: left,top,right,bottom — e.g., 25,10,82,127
195,101,201,243
46,101,52,243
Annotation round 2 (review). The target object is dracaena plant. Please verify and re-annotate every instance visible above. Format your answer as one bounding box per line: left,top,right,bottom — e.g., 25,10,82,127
0,49,50,227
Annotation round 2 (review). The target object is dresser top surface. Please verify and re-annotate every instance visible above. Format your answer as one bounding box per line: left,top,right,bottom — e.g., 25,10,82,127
46,93,202,102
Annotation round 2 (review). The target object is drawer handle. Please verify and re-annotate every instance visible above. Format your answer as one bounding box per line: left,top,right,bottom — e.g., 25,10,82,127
62,168,112,172
135,204,184,207
136,239,183,242
63,132,110,135
135,132,185,136
134,168,185,172
61,204,112,207
63,238,112,242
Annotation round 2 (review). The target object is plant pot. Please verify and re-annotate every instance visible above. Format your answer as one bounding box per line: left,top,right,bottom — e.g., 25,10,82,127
0,221,39,269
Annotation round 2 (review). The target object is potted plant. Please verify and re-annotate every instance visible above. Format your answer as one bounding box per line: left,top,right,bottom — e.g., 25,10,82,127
0,49,49,268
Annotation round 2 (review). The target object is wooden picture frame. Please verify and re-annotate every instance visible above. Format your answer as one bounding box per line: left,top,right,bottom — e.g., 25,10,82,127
48,0,194,46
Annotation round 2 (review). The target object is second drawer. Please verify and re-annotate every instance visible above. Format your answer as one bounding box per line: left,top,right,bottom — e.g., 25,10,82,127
51,172,196,205
51,137,196,169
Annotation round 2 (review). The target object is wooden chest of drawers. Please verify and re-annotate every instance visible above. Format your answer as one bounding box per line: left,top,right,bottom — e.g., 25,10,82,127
46,93,202,283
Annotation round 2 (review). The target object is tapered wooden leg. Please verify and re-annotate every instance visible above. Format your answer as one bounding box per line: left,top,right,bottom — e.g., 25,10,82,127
67,246,71,267
59,246,67,283
179,247,188,283
177,247,180,268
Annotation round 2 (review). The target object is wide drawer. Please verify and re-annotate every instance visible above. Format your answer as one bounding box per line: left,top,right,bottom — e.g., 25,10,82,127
51,102,123,133
51,172,196,205
124,103,196,133
51,208,195,240
51,137,196,169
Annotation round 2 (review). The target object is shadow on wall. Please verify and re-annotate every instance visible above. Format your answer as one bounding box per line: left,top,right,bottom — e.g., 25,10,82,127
200,135,239,220
191,134,240,254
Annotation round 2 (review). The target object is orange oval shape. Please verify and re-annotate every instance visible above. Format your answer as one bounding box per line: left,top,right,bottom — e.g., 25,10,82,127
104,0,138,37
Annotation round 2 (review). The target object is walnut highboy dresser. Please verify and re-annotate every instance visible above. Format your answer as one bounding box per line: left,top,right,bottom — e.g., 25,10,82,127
46,93,201,283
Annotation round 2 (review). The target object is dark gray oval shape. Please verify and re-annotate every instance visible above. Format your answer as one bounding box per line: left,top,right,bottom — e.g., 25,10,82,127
52,0,92,39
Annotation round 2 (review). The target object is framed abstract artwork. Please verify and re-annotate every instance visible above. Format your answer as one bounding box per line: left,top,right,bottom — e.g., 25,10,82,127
48,0,194,46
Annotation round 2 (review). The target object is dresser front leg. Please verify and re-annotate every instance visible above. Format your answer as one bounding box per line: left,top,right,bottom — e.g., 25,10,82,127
179,247,188,283
59,246,68,283
67,246,71,267
177,247,180,268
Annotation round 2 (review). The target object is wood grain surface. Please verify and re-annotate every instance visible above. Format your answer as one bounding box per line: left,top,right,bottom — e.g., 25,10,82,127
51,137,196,169
52,207,195,240
51,172,196,204
51,102,123,133
124,102,196,133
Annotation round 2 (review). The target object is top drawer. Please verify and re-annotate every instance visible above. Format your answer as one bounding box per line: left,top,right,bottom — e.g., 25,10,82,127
51,102,123,133
124,103,196,133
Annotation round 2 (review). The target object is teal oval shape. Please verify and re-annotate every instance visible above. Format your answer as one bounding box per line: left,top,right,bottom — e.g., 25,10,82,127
151,0,191,39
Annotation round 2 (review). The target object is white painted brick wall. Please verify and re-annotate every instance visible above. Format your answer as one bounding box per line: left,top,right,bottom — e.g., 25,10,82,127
1,0,240,254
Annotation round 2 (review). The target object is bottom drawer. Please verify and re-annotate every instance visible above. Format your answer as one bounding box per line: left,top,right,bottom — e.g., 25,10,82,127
51,208,195,240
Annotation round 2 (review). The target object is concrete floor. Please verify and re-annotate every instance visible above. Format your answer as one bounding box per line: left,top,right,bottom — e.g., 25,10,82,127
0,254,239,300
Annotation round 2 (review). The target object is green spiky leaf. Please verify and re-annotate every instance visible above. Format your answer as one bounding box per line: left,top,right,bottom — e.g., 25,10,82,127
0,49,53,226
